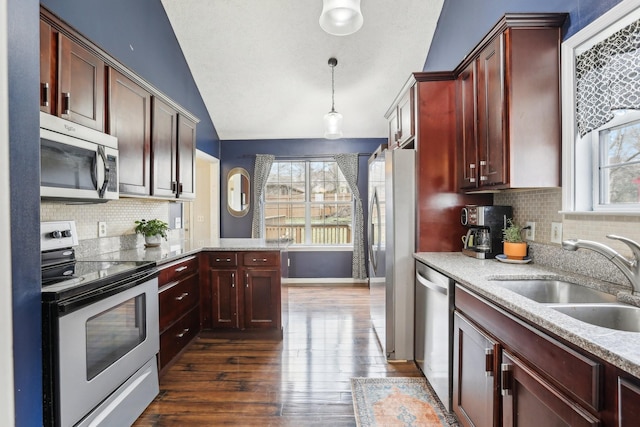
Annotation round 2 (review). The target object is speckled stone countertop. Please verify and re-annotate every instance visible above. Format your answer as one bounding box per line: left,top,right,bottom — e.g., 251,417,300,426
414,252,640,379
79,238,288,266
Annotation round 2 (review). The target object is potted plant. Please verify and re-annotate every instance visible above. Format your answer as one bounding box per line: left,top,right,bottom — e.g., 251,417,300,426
502,219,527,260
135,219,169,247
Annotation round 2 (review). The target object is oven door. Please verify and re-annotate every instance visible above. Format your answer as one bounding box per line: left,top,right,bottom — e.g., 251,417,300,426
56,276,159,427
40,128,118,202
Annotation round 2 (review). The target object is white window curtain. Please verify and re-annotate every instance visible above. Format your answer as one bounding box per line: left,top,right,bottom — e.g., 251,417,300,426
251,154,275,238
576,18,640,136
334,153,366,280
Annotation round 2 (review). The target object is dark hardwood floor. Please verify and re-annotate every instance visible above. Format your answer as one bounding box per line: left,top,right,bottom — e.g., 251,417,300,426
134,286,423,426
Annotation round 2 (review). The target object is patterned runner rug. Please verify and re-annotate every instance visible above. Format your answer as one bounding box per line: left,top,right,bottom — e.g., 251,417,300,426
351,377,459,427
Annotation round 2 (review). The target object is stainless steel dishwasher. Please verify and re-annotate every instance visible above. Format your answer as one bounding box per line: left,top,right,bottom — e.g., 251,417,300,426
415,260,454,411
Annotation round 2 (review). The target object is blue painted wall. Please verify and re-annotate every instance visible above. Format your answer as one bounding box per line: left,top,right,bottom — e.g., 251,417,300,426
424,0,622,72
8,0,43,424
40,0,221,156
220,138,384,278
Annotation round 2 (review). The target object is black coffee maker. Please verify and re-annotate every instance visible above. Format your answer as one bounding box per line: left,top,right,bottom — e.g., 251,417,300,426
461,205,513,259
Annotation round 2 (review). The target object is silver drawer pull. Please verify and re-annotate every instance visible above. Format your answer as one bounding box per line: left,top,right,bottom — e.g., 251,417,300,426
215,258,232,262
176,328,190,338
252,258,267,262
175,266,188,272
175,292,189,301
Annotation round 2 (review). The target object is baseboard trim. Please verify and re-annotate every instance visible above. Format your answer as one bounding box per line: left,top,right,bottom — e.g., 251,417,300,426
283,278,369,287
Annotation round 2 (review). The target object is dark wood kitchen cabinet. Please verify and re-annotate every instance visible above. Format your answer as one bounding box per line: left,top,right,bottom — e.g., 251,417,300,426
39,13,105,130
387,73,490,252
454,285,603,427
201,251,281,333
455,14,566,191
158,255,200,375
108,68,152,196
386,86,415,149
151,98,197,200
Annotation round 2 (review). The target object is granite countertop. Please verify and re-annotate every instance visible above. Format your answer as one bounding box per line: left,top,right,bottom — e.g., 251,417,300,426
414,252,640,378
79,238,289,265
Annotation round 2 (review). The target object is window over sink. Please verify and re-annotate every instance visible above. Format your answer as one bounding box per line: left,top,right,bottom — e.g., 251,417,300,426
562,0,640,214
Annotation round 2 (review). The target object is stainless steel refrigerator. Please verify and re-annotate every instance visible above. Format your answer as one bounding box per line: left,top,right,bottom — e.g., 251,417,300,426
367,146,415,360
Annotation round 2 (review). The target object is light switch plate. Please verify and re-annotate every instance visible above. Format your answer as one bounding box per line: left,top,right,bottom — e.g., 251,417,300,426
98,221,107,237
551,222,563,244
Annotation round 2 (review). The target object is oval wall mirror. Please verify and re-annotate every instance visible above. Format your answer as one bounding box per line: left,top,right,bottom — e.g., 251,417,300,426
227,167,250,217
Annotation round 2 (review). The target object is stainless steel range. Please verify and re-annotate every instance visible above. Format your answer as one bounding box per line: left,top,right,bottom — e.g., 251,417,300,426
41,221,160,427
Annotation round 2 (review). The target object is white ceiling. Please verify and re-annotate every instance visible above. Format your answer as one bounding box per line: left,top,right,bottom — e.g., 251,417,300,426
160,0,444,140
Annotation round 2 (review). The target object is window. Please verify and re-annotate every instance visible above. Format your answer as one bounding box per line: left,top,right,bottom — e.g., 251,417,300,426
593,113,640,210
264,160,353,245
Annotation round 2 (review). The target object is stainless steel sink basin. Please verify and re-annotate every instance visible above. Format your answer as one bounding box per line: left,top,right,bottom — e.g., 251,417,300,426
552,303,640,332
491,279,617,304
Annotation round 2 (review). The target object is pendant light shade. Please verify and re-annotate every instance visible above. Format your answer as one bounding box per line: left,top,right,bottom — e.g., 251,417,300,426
324,57,343,139
319,0,363,36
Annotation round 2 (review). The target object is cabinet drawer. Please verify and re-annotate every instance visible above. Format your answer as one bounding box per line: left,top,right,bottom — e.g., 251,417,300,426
456,285,602,412
208,251,238,267
242,251,279,267
159,255,198,284
159,306,200,371
159,273,199,332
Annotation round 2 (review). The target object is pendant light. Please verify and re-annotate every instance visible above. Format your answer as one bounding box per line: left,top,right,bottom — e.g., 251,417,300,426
319,0,363,36
324,57,343,140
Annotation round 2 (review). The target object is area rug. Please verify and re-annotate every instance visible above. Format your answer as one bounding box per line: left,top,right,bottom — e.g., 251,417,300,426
351,377,458,427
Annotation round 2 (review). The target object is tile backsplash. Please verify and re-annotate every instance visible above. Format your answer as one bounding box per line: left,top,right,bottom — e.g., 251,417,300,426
495,188,640,258
41,198,183,257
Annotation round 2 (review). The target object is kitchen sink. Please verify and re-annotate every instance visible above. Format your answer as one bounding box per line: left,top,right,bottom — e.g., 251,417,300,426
491,279,618,304
552,303,640,333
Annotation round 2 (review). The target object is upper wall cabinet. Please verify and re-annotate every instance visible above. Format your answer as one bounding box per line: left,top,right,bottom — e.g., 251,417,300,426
386,85,415,149
152,98,196,200
455,14,567,192
108,69,152,196
40,6,199,200
40,20,105,131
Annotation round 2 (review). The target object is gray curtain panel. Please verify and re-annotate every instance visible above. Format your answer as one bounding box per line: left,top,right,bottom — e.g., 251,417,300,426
335,153,366,280
576,19,640,137
251,154,275,238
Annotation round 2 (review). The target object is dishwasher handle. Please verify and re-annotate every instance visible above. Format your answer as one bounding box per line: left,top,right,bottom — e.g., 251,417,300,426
416,270,449,296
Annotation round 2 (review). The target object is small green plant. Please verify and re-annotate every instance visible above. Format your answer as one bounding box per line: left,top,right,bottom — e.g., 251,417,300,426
134,219,169,239
502,219,524,243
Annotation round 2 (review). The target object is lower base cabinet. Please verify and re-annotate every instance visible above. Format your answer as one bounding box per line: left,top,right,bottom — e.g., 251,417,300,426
454,283,640,427
201,251,282,332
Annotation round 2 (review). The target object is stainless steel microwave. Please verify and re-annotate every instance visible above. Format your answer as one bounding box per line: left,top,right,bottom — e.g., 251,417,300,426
40,112,119,202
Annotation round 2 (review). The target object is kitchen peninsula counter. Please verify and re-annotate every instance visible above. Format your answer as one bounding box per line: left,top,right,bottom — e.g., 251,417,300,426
415,252,640,378
79,238,290,265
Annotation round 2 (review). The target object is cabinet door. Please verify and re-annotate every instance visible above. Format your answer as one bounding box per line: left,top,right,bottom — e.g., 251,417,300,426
242,268,281,329
476,35,506,187
40,20,55,114
618,377,640,427
208,268,239,329
397,88,414,146
59,34,105,131
457,62,478,189
501,351,599,427
177,115,197,199
388,108,399,148
151,97,178,198
108,69,151,196
453,312,499,427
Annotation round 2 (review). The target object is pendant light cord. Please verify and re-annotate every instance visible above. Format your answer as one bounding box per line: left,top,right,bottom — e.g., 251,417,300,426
329,57,338,113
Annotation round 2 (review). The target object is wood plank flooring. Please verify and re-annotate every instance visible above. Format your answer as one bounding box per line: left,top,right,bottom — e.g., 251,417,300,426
134,286,423,426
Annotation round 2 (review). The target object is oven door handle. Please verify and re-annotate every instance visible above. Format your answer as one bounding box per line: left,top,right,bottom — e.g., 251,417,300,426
57,268,159,315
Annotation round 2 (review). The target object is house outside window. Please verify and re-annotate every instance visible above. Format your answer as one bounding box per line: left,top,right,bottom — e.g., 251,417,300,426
264,160,353,245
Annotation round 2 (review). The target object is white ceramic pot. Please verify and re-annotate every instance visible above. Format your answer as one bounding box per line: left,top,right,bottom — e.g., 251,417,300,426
144,234,162,247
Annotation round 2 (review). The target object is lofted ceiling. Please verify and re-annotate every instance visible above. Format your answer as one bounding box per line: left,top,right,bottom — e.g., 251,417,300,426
160,0,444,141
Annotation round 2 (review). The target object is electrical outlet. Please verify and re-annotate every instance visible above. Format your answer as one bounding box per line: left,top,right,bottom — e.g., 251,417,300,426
551,222,563,244
525,221,535,241
98,221,107,237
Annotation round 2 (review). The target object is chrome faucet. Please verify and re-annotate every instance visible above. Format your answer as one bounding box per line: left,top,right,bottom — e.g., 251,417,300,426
562,235,640,295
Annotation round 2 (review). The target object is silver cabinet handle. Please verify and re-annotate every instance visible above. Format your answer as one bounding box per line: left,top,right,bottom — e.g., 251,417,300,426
215,258,232,262
485,348,494,377
469,163,476,183
479,160,488,181
175,292,189,301
176,328,190,338
175,266,188,272
63,92,71,115
246,273,249,288
41,82,49,107
252,258,267,262
231,272,235,288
